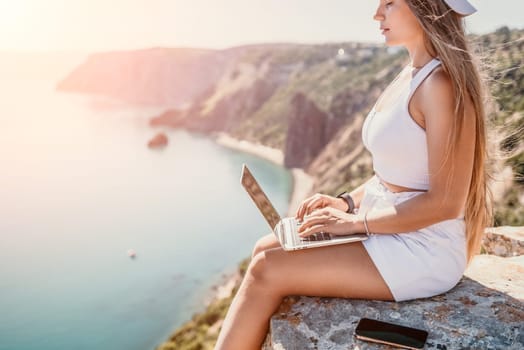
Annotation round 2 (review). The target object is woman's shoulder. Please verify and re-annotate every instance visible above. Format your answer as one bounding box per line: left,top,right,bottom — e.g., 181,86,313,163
421,65,453,97
415,65,455,117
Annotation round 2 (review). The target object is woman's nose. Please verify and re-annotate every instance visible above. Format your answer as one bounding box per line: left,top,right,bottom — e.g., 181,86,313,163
373,13,385,21
374,5,385,21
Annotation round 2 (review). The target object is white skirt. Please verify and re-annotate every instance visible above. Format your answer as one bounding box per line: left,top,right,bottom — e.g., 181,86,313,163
360,176,467,302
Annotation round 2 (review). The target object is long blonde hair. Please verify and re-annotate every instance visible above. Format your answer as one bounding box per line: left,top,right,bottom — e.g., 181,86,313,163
405,0,493,263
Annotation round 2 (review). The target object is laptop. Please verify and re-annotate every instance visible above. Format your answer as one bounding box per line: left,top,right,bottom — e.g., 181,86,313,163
240,164,368,251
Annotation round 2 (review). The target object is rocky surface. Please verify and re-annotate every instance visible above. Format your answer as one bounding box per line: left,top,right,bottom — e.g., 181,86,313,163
262,227,524,350
147,132,168,148
483,226,524,257
284,93,333,168
186,76,281,133
150,108,187,128
263,255,524,350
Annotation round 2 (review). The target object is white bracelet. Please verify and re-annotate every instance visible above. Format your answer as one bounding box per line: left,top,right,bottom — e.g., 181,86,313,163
363,212,371,236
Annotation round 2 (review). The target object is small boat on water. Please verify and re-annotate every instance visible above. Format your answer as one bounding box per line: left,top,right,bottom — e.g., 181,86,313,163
127,249,136,258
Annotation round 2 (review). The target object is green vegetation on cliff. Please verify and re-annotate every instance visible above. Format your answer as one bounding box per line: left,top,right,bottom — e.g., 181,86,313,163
156,259,250,350
230,44,406,150
481,27,524,225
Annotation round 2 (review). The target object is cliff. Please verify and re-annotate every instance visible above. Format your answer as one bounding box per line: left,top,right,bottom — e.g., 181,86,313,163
57,47,236,107
148,42,405,160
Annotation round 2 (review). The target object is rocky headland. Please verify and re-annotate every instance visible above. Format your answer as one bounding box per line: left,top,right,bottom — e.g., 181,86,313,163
147,132,169,148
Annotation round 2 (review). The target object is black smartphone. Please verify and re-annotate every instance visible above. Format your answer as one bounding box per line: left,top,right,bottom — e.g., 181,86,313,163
354,318,428,350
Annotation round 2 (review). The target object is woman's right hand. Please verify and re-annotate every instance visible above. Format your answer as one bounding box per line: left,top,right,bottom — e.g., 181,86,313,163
295,193,348,221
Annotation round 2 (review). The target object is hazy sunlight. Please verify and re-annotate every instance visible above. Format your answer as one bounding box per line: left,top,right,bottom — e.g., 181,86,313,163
0,0,522,52
0,2,29,30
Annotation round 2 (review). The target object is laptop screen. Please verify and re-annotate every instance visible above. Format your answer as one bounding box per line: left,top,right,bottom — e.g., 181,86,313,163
240,164,282,231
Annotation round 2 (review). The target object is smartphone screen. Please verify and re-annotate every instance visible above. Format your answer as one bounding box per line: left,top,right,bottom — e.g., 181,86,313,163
354,318,428,350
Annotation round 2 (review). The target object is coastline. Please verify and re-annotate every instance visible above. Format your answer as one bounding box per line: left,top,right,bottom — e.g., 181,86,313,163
214,132,314,216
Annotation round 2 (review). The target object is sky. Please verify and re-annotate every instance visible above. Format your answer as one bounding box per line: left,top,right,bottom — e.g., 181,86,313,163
0,0,522,52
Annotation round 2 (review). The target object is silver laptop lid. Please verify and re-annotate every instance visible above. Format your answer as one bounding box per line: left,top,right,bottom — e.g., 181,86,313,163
240,164,282,231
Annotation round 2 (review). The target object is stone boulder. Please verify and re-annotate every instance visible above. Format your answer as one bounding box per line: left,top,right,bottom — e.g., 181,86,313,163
263,227,524,350
148,132,168,148
482,226,524,257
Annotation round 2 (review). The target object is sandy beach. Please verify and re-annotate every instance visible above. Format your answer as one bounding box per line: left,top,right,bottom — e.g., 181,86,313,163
214,132,314,216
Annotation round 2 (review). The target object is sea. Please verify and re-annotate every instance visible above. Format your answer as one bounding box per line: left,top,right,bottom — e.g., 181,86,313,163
0,52,292,350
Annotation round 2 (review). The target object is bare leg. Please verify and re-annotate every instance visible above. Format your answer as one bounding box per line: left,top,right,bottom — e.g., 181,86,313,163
251,233,280,259
214,241,394,350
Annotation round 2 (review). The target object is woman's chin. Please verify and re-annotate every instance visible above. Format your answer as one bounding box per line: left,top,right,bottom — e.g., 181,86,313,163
383,39,402,48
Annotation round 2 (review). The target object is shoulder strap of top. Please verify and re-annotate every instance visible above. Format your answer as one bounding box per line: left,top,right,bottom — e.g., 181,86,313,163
407,58,442,98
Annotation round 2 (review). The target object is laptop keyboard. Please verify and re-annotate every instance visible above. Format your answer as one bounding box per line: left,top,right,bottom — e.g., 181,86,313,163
295,221,331,241
281,219,332,247
301,232,331,241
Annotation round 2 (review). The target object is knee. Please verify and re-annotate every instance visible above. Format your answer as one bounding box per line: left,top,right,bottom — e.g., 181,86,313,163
251,234,271,259
245,251,272,286
243,251,286,298
251,240,264,259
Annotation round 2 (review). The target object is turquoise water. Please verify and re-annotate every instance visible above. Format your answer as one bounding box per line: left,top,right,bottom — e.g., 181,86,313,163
0,56,292,350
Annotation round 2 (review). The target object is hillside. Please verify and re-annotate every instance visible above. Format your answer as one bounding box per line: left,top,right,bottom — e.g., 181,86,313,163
150,44,406,172
482,27,524,225
57,47,234,107
58,30,523,223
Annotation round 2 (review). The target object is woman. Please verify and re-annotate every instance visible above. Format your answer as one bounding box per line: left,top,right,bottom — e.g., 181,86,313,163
215,1,492,349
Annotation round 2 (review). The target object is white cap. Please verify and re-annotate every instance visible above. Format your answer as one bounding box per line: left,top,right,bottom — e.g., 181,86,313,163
443,0,477,16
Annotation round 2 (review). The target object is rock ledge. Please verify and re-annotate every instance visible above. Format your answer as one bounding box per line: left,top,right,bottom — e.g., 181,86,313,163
263,228,524,350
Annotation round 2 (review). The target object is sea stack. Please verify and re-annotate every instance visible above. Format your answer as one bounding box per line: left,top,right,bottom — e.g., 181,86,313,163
148,132,168,149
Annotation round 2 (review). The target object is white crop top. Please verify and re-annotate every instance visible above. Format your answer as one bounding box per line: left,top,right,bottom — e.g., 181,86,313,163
362,58,442,190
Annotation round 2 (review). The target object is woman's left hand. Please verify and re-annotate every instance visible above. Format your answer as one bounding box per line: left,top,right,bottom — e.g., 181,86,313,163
297,207,357,238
